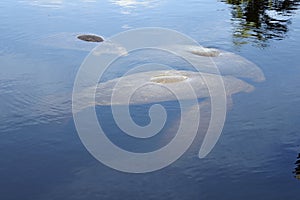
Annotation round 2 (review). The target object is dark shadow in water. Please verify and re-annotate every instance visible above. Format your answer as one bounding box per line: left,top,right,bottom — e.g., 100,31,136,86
222,0,300,47
293,153,300,180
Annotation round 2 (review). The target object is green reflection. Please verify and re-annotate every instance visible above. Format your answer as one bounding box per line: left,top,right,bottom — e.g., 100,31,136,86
222,0,300,47
294,153,300,180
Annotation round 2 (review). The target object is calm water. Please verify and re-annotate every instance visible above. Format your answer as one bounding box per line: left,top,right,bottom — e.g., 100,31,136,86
1,0,300,199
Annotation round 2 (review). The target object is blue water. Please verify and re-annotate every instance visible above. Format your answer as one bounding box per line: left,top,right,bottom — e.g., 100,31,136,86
1,0,300,199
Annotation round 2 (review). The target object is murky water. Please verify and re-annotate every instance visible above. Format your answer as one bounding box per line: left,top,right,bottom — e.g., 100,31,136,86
1,0,300,199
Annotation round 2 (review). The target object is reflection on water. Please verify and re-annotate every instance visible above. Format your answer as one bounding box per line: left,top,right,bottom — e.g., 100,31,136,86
1,0,300,199
293,153,300,180
110,0,157,8
19,0,96,8
110,0,159,14
223,0,300,46
19,0,64,8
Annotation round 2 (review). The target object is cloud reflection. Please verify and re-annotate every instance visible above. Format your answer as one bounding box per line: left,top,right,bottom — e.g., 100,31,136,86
110,0,159,14
20,0,96,8
20,0,64,8
110,0,156,8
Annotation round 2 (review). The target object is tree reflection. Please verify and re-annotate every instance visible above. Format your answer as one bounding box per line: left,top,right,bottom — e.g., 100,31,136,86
222,0,300,47
293,153,300,180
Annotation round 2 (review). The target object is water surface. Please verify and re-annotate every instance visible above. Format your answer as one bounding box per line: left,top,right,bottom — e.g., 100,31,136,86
1,0,300,199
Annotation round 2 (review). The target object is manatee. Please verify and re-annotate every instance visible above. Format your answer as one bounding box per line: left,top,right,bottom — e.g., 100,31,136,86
39,32,100,51
38,32,127,55
72,69,257,158
162,45,265,82
72,69,254,112
186,46,221,57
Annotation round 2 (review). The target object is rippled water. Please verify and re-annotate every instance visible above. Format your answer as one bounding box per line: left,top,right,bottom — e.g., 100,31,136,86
1,0,300,199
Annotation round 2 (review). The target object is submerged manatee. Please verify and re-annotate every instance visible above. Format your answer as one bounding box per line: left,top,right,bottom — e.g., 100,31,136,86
40,32,101,51
163,45,265,82
73,70,254,112
39,32,127,55
72,69,256,158
186,46,221,57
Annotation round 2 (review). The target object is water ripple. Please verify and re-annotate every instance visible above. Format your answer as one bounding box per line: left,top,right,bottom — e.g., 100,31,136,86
0,77,72,133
